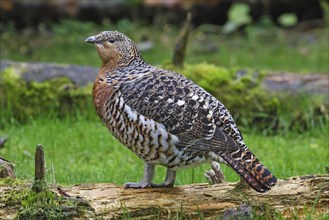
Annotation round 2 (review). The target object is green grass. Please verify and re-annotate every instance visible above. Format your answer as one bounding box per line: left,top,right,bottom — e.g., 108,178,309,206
0,117,327,185
0,19,328,73
0,19,328,185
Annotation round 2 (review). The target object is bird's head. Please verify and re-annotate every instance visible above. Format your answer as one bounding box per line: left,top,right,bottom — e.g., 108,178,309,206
85,31,143,68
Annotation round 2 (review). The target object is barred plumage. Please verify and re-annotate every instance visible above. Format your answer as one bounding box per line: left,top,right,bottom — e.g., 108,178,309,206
86,31,277,192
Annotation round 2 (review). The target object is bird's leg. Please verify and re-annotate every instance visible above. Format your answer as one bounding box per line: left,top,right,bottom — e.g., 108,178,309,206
235,177,250,191
124,162,155,189
152,168,176,187
204,161,225,184
124,163,177,189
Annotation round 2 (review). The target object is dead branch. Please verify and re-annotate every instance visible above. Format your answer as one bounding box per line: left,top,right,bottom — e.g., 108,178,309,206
172,12,192,67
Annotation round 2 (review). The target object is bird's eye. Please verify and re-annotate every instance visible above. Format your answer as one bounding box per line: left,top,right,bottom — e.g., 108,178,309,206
109,39,115,43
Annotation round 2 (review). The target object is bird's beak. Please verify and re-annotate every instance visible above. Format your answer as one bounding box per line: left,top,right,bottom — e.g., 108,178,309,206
85,36,97,44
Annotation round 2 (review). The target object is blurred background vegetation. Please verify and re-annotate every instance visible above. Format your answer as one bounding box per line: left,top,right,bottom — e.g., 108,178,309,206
0,0,328,188
0,0,328,72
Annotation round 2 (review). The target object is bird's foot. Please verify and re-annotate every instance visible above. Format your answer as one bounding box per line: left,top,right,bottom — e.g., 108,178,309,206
124,181,154,189
234,178,250,191
124,181,174,189
151,181,174,188
204,161,226,184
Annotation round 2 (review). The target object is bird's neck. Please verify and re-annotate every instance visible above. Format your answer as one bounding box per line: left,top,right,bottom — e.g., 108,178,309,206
99,61,116,75
100,57,147,76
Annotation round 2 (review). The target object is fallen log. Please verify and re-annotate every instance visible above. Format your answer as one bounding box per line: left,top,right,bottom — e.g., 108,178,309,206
1,174,328,219
63,175,328,219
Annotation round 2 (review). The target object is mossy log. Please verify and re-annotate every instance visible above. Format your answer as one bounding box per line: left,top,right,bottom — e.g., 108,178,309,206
2,175,327,219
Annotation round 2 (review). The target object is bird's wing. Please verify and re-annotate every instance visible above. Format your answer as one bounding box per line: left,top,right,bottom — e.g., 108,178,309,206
119,68,241,152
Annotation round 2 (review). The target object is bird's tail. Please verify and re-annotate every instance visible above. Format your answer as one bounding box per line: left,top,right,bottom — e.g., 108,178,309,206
220,149,277,193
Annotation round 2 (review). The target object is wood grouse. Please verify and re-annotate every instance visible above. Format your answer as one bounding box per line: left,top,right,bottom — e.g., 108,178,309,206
85,31,277,192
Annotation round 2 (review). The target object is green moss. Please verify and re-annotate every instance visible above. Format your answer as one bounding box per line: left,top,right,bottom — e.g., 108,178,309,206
32,180,48,193
0,177,28,187
0,178,30,208
16,190,75,220
0,68,96,126
1,63,328,133
0,178,94,219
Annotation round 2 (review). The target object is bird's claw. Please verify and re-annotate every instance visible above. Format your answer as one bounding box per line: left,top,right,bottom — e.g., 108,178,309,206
151,182,174,188
124,182,153,189
124,181,174,189
204,161,226,184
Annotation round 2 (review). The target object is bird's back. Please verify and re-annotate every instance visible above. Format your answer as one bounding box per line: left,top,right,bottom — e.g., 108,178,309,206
95,64,240,163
